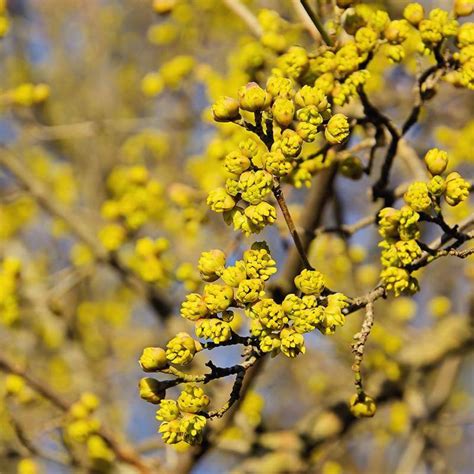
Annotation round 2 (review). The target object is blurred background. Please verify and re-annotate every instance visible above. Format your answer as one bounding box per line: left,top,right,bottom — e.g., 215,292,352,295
0,0,473,473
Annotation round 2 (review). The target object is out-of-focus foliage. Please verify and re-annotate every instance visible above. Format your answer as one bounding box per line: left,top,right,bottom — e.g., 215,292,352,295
0,1,472,473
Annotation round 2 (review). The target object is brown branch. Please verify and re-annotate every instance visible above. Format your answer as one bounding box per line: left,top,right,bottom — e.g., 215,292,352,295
273,183,312,270
279,164,338,291
351,300,375,395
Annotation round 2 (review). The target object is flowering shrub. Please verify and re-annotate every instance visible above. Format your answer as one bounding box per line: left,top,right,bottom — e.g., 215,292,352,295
0,1,473,473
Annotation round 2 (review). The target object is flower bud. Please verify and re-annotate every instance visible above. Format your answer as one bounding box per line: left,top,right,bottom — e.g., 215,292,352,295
424,148,448,175
198,249,226,280
444,172,470,206
224,150,251,175
272,98,295,128
403,3,424,26
427,175,445,196
238,82,272,112
454,0,473,17
166,332,200,366
404,182,432,212
349,393,377,418
212,96,240,122
139,347,168,372
207,188,236,212
139,377,166,404
325,114,350,144
384,20,410,44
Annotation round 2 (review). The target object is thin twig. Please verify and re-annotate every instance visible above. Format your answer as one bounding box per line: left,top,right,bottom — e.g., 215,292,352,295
274,183,312,270
300,0,334,46
351,301,375,395
223,0,262,38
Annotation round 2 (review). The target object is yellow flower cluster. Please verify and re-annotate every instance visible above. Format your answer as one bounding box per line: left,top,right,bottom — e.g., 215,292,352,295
0,83,50,107
208,78,351,232
404,149,470,210
129,237,171,285
141,55,195,96
139,240,351,444
0,257,21,326
378,206,420,297
378,148,470,296
180,242,277,341
63,392,115,467
99,165,165,250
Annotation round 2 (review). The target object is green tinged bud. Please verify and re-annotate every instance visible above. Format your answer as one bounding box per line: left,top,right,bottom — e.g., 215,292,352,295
279,129,303,157
159,419,182,444
381,267,419,296
139,377,166,404
427,175,445,196
349,393,377,418
325,113,350,144
294,85,329,110
238,170,273,204
296,121,319,142
280,328,306,358
266,76,294,98
221,261,247,287
444,172,470,206
139,347,168,372
196,318,232,343
224,150,251,175
212,96,240,122
207,187,236,212
403,182,432,212
252,298,287,330
244,202,277,227
265,150,294,176
156,399,180,421
238,82,272,112
177,384,210,413
235,278,265,304
165,332,200,365
294,269,326,295
180,413,207,445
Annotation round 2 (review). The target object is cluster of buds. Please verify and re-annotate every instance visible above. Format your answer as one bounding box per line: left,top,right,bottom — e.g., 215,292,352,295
378,148,470,296
0,83,50,107
404,148,470,212
209,79,351,233
378,206,421,297
0,257,21,326
403,5,459,54
448,22,474,90
63,392,115,466
129,237,171,286
138,242,351,445
99,165,165,250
